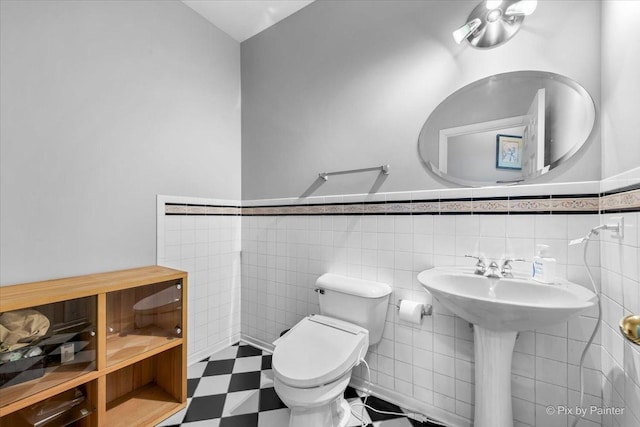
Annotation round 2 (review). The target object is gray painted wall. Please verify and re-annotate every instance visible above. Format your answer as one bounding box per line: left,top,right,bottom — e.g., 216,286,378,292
601,0,640,178
0,0,241,285
241,0,602,200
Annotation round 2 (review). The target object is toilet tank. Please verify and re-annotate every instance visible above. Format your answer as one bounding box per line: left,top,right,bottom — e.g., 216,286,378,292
315,274,391,345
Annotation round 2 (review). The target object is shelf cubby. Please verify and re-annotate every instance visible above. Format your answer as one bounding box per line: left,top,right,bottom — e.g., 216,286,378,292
105,346,185,427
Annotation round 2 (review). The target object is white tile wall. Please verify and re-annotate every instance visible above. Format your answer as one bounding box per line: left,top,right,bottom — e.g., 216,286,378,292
240,212,604,426
157,195,242,366
155,188,639,427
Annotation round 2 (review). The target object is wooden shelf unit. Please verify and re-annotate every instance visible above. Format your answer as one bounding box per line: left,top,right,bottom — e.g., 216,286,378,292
0,266,187,427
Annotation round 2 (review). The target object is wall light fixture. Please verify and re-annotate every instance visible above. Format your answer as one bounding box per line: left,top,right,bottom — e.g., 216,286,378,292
453,0,537,48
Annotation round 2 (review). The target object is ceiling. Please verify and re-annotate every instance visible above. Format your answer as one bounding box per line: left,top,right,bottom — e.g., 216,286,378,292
182,0,315,42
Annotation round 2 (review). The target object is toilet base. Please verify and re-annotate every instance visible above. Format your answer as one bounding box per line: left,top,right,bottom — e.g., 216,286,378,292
335,398,352,427
275,373,353,427
288,396,351,427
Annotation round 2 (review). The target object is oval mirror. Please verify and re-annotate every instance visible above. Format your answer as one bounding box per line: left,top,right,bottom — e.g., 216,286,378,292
418,71,596,186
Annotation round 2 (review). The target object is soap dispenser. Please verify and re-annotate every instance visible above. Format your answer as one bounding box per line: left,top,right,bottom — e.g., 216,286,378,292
532,244,556,284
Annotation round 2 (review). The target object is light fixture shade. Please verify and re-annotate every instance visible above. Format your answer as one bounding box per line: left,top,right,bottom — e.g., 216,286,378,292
505,0,537,16
452,18,482,44
453,0,535,49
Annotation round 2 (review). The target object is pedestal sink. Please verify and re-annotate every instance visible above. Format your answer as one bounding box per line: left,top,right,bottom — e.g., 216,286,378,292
417,267,596,427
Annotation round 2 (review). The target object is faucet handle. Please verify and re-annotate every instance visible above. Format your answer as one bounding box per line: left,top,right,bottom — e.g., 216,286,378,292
501,257,526,276
465,254,486,275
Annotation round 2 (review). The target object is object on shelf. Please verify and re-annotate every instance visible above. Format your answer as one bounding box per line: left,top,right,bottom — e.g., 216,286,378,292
16,386,91,427
0,309,51,388
1,302,97,390
0,309,50,353
40,319,94,367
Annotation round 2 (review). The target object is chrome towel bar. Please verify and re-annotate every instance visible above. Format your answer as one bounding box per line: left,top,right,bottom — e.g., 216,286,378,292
319,164,390,181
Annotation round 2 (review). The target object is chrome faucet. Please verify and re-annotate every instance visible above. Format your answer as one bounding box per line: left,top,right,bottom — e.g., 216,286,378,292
466,255,526,278
485,261,502,278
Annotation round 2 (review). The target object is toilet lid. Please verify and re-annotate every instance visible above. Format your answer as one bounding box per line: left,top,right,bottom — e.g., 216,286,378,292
272,315,369,388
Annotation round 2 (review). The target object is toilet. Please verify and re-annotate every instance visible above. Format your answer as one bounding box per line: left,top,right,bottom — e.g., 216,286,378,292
272,273,391,427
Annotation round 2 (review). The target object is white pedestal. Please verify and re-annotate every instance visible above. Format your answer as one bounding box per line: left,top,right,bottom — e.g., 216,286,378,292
473,326,517,427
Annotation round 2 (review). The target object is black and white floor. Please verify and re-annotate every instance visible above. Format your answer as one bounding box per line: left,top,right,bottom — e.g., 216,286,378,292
157,342,443,427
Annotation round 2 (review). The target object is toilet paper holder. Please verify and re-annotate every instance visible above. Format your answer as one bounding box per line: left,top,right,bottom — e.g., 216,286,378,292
395,300,432,318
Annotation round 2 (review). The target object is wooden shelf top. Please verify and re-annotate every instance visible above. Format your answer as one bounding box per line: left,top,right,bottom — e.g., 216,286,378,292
0,266,186,311
106,329,182,369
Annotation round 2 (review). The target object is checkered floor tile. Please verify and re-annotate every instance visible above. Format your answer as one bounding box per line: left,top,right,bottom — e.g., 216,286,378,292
156,342,445,427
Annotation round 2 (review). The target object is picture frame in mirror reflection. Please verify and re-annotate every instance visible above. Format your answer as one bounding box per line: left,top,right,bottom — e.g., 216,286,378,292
496,134,523,170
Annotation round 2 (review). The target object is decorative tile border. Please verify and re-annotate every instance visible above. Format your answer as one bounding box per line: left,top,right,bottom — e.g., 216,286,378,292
386,202,413,215
507,197,552,214
165,204,188,215
165,203,241,216
364,203,389,214
551,195,600,213
472,198,509,214
410,201,439,215
438,199,473,215
600,186,640,213
206,206,224,215
164,187,639,217
324,204,343,214
343,203,364,214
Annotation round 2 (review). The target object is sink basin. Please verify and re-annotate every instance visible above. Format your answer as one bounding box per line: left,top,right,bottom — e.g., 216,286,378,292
417,267,596,331
417,267,597,427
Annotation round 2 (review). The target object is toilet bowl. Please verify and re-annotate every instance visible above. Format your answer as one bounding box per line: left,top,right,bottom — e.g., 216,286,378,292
272,315,369,427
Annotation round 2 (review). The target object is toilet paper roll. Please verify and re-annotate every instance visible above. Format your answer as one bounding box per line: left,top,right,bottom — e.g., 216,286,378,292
399,300,423,324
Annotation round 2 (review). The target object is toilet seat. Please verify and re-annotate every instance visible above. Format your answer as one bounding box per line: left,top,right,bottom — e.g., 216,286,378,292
272,315,369,389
